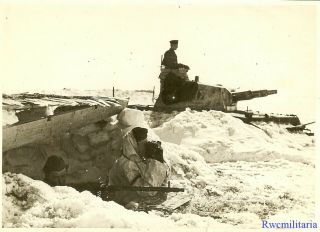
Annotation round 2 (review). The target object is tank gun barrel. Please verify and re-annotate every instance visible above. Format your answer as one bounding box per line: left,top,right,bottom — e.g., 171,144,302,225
232,89,277,102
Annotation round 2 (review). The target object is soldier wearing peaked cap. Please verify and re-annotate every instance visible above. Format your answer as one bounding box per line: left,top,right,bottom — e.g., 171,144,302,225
159,40,191,104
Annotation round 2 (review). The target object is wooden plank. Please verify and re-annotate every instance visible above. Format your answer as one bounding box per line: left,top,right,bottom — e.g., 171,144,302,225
3,104,124,151
157,194,191,211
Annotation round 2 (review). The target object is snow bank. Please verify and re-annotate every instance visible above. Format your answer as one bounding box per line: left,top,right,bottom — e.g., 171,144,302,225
159,141,315,228
2,110,19,126
150,109,315,165
3,173,172,228
2,173,233,229
3,108,315,228
146,109,315,227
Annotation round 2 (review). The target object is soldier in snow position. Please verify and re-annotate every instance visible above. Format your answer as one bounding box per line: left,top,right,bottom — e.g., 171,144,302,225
43,155,68,186
43,155,100,194
108,126,170,209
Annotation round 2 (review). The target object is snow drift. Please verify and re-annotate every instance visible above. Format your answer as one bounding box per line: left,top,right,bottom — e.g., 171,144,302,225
148,109,314,165
2,173,232,229
2,108,315,228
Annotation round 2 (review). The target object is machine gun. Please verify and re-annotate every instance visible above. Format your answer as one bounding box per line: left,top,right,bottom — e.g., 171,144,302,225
103,185,184,192
98,184,185,201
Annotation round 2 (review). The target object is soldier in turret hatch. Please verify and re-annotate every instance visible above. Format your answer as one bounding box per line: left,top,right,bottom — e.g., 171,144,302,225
159,40,191,104
161,40,189,71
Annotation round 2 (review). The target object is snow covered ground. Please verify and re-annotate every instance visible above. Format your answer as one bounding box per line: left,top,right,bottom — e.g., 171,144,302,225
2,89,316,229
146,109,315,226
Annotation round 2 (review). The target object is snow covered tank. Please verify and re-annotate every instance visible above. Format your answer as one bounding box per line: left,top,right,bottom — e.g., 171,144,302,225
154,77,276,112
153,76,300,125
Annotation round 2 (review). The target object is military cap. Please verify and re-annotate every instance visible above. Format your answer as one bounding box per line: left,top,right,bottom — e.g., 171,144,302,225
170,40,178,44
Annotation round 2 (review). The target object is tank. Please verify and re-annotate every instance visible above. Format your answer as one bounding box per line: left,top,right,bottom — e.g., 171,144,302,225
150,75,301,126
154,79,277,111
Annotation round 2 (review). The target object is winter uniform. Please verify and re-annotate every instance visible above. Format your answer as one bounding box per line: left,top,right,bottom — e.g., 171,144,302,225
108,128,169,206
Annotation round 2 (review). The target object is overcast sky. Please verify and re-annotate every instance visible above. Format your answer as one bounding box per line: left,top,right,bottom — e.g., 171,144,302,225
1,1,318,122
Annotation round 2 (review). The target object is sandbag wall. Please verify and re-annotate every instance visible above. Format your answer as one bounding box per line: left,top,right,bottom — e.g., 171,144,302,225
2,116,123,185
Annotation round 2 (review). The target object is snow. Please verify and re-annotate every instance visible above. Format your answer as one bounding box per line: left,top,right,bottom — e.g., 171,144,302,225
2,173,233,229
150,109,315,227
2,110,19,126
150,109,314,165
2,90,316,229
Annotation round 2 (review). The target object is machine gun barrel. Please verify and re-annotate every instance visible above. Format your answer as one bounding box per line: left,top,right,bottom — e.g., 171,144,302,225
232,90,277,102
104,185,185,192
